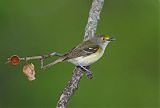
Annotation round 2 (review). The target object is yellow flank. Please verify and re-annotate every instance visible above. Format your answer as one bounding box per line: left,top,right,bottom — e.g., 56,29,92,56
68,47,104,66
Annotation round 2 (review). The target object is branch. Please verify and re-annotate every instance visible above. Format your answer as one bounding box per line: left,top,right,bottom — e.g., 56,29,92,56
56,67,83,108
6,52,62,81
56,0,104,108
6,52,61,65
84,0,104,40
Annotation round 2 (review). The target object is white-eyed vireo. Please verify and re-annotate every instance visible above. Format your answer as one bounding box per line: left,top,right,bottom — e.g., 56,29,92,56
42,34,114,78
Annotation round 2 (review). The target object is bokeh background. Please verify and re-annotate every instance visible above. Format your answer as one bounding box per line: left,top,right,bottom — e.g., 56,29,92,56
0,0,159,108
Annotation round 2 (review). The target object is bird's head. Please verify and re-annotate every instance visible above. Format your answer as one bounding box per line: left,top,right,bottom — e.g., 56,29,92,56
94,34,115,46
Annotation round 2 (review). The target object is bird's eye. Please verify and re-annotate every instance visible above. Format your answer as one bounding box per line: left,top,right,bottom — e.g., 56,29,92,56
101,37,106,42
101,37,106,41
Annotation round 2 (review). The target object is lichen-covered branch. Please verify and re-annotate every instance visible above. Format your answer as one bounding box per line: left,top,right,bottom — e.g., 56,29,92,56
84,0,104,41
56,0,104,108
56,67,83,108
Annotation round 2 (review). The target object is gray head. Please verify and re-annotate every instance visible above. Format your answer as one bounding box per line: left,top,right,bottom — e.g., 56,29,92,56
91,34,115,48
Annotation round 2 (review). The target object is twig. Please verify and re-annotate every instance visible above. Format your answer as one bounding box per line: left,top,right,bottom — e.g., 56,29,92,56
6,52,61,65
56,0,104,108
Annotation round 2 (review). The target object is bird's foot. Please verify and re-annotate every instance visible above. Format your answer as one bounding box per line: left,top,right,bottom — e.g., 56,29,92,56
77,65,93,79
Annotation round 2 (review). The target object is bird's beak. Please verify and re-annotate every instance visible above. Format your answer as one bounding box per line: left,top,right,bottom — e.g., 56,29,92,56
109,37,116,41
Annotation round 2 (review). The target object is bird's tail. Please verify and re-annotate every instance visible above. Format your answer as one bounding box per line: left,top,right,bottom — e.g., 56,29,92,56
42,57,65,70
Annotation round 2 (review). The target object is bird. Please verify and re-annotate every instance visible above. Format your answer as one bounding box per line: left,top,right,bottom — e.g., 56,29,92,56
41,34,115,78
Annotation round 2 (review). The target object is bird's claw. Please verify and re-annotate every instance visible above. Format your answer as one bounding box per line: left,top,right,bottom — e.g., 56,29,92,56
86,73,93,79
77,65,93,79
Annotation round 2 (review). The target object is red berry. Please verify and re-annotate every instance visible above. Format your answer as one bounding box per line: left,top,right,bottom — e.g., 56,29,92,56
10,55,20,65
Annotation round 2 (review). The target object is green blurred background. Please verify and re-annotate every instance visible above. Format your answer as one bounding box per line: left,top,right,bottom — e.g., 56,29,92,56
0,0,159,108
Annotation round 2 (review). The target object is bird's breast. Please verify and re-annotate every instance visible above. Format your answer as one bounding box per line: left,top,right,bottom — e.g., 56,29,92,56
68,48,104,66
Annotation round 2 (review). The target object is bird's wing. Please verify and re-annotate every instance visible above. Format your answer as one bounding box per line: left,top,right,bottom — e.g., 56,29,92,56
61,41,99,61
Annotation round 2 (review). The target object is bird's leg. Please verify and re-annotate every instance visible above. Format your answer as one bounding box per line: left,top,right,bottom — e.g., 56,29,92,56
84,66,93,79
40,52,62,70
77,65,93,79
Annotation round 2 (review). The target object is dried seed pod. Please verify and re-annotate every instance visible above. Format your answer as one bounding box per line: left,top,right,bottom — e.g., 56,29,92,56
23,63,36,81
9,55,20,65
